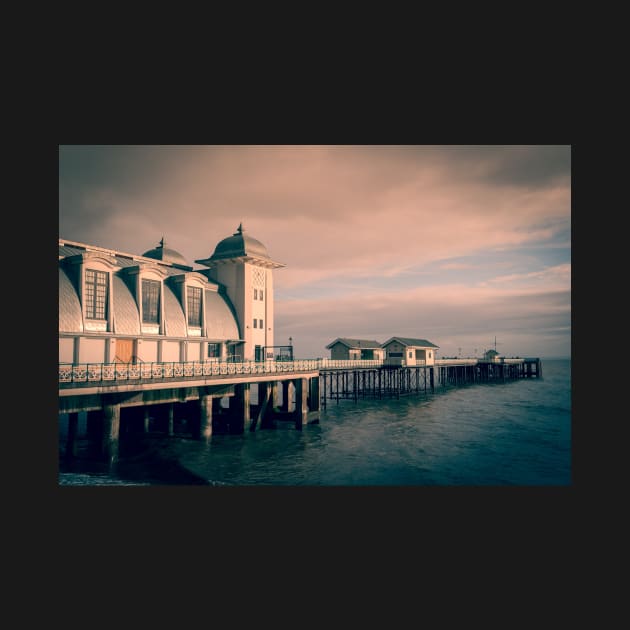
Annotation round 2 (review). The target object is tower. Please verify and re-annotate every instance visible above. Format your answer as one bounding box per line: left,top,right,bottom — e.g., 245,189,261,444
195,224,285,361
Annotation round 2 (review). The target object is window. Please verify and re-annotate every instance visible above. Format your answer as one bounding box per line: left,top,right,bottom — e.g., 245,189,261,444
259,319,263,328
260,290,263,300
85,269,108,319
208,343,220,358
187,286,202,326
253,319,257,328
254,288,258,299
142,279,160,324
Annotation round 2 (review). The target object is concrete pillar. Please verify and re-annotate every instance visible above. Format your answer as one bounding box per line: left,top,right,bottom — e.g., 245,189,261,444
199,393,213,440
257,381,273,429
167,403,174,436
230,383,251,433
65,412,79,459
281,380,294,412
143,407,150,433
102,402,121,464
294,378,308,430
86,409,103,457
309,376,320,412
272,381,280,408
430,367,435,391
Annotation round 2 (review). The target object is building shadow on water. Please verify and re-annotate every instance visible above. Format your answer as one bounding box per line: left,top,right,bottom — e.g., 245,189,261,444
59,434,212,486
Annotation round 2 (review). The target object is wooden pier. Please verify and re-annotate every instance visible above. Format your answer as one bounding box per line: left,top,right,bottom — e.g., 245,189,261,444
319,358,542,408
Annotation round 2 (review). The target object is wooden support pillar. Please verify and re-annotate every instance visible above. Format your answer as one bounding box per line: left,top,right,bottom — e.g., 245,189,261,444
102,401,121,464
65,412,79,459
294,378,308,430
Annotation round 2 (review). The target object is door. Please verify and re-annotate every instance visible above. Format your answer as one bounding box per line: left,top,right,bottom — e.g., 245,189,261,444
255,345,263,362
115,339,134,363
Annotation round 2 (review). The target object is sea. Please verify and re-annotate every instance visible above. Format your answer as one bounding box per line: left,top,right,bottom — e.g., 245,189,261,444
57,358,571,486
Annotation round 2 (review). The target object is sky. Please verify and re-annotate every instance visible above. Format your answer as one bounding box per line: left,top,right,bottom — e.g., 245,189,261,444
59,145,571,360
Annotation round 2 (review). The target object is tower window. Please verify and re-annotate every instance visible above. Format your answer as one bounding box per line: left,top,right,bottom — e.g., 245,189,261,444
85,269,108,320
260,290,263,300
142,279,160,324
259,319,263,328
187,286,202,326
253,319,257,328
254,288,258,299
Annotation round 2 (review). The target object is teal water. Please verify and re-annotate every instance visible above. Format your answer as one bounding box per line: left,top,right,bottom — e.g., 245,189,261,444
58,359,571,486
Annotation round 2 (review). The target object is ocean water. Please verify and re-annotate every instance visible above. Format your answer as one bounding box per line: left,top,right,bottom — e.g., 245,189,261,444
58,359,571,486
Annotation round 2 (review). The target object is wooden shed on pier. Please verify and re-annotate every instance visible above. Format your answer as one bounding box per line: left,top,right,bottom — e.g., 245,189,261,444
326,338,385,361
382,337,439,366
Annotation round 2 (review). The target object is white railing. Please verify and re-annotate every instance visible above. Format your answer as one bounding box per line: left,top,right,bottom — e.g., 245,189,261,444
59,359,322,384
319,359,384,369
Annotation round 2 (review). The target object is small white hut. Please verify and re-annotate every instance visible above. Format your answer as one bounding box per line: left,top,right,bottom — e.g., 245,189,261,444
381,337,439,366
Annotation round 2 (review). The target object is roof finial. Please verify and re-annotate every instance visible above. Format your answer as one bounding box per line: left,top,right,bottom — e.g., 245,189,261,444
159,236,165,248
237,222,243,234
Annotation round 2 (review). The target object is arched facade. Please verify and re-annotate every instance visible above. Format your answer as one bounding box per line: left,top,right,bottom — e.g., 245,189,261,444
58,227,283,365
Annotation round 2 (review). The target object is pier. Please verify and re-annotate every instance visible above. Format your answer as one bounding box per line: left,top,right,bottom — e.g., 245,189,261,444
319,357,542,407
59,357,541,464
59,359,322,464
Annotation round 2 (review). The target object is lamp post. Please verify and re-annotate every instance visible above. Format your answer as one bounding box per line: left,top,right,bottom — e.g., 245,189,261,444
289,336,293,361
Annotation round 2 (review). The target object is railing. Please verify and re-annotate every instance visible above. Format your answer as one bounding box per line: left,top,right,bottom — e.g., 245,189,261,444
59,356,528,385
59,359,322,385
435,359,478,366
319,359,384,369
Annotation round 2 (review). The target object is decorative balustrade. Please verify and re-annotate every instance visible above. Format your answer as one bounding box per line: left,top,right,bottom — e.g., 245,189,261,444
60,359,323,385
59,356,525,386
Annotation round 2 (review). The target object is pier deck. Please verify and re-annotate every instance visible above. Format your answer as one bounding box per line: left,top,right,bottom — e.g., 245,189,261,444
58,357,541,463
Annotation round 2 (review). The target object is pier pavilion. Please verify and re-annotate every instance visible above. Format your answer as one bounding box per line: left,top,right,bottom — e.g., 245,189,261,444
59,226,321,463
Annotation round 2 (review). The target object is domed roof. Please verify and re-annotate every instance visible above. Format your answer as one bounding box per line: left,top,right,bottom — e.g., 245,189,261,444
142,237,190,268
210,223,271,261
195,224,286,269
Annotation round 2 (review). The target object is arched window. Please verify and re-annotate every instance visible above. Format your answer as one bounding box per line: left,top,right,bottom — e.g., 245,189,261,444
187,286,202,326
85,269,108,319
142,279,160,324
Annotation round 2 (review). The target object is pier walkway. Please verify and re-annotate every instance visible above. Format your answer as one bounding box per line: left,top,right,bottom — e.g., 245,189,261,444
58,357,541,464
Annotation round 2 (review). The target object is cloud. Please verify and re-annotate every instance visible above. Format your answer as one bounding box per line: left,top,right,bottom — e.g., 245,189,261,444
484,263,571,286
59,145,571,359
